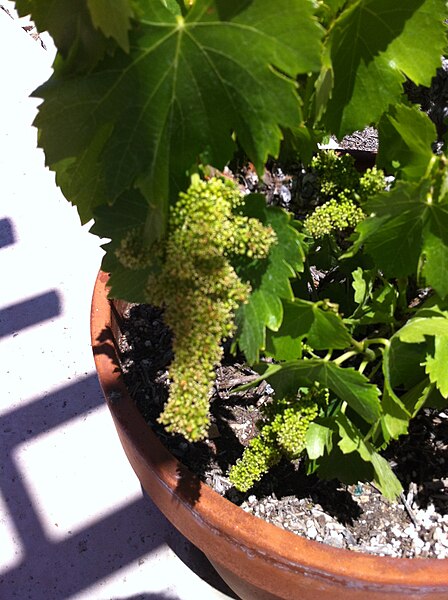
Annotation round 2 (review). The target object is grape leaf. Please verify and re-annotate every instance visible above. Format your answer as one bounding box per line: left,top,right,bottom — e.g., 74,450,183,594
350,268,398,325
422,227,448,300
335,413,402,499
54,124,113,224
425,335,448,398
323,0,446,136
393,309,448,399
89,190,154,302
396,312,448,344
15,0,112,65
380,386,410,442
256,359,382,424
33,0,323,222
235,197,306,363
385,338,427,390
86,0,134,52
380,341,417,442
378,104,437,180
266,298,352,360
305,421,333,460
347,179,448,298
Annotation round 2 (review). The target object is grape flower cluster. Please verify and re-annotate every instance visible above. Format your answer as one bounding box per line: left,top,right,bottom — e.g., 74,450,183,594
143,175,277,441
303,151,386,239
228,388,325,492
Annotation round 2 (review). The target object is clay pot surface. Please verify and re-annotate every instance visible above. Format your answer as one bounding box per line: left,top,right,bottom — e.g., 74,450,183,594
90,270,448,600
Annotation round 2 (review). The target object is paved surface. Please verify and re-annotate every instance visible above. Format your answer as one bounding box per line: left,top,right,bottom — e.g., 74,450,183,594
0,5,235,599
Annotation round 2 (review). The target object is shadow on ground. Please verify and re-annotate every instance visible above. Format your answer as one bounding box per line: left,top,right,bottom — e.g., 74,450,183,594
0,273,234,600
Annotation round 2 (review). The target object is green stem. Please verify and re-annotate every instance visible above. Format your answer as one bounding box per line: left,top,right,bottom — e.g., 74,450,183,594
333,350,358,366
364,337,390,348
358,360,369,375
367,359,382,381
363,421,380,444
424,154,438,180
323,349,333,361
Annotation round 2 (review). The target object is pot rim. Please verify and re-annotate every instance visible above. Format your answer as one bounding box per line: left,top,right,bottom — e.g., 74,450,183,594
90,269,448,593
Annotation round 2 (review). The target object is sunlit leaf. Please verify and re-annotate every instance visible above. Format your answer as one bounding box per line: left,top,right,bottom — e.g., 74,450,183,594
33,0,323,221
323,0,446,136
86,0,134,51
266,298,352,360
236,197,306,363
256,359,381,424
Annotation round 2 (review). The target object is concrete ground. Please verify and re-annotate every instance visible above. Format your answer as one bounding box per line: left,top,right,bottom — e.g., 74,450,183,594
0,5,236,599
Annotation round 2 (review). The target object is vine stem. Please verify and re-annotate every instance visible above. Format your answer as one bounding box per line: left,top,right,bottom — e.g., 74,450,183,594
364,337,390,348
358,360,369,374
333,350,358,366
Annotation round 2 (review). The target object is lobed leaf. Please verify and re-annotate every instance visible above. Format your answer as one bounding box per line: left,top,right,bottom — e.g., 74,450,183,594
256,359,382,424
323,0,446,136
266,298,352,360
89,190,154,301
33,0,323,223
305,421,333,460
235,197,306,363
378,104,437,180
391,308,448,399
15,0,113,66
336,413,402,499
86,0,134,52
347,178,448,298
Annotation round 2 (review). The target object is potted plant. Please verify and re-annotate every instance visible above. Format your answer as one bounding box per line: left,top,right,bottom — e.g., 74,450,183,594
15,0,448,597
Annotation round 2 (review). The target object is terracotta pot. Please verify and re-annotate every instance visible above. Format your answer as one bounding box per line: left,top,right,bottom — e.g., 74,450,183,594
90,270,448,600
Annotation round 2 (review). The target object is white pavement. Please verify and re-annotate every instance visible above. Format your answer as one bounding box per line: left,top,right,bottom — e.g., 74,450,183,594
0,5,235,599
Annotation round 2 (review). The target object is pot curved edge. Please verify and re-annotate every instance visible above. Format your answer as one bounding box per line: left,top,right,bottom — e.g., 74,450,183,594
90,270,448,600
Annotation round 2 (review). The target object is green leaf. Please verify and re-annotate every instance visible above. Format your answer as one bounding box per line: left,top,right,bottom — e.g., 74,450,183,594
385,337,427,390
266,298,352,360
86,0,134,52
396,313,448,344
336,413,402,500
323,0,446,136
400,378,436,416
90,189,149,238
369,452,403,500
313,444,375,486
106,265,152,303
15,0,112,66
378,104,437,180
380,386,410,442
33,0,323,212
422,224,448,300
348,178,448,298
89,190,154,301
305,421,334,460
160,0,182,14
425,335,448,398
236,198,306,363
350,268,398,325
393,309,448,399
53,123,113,224
257,359,381,424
